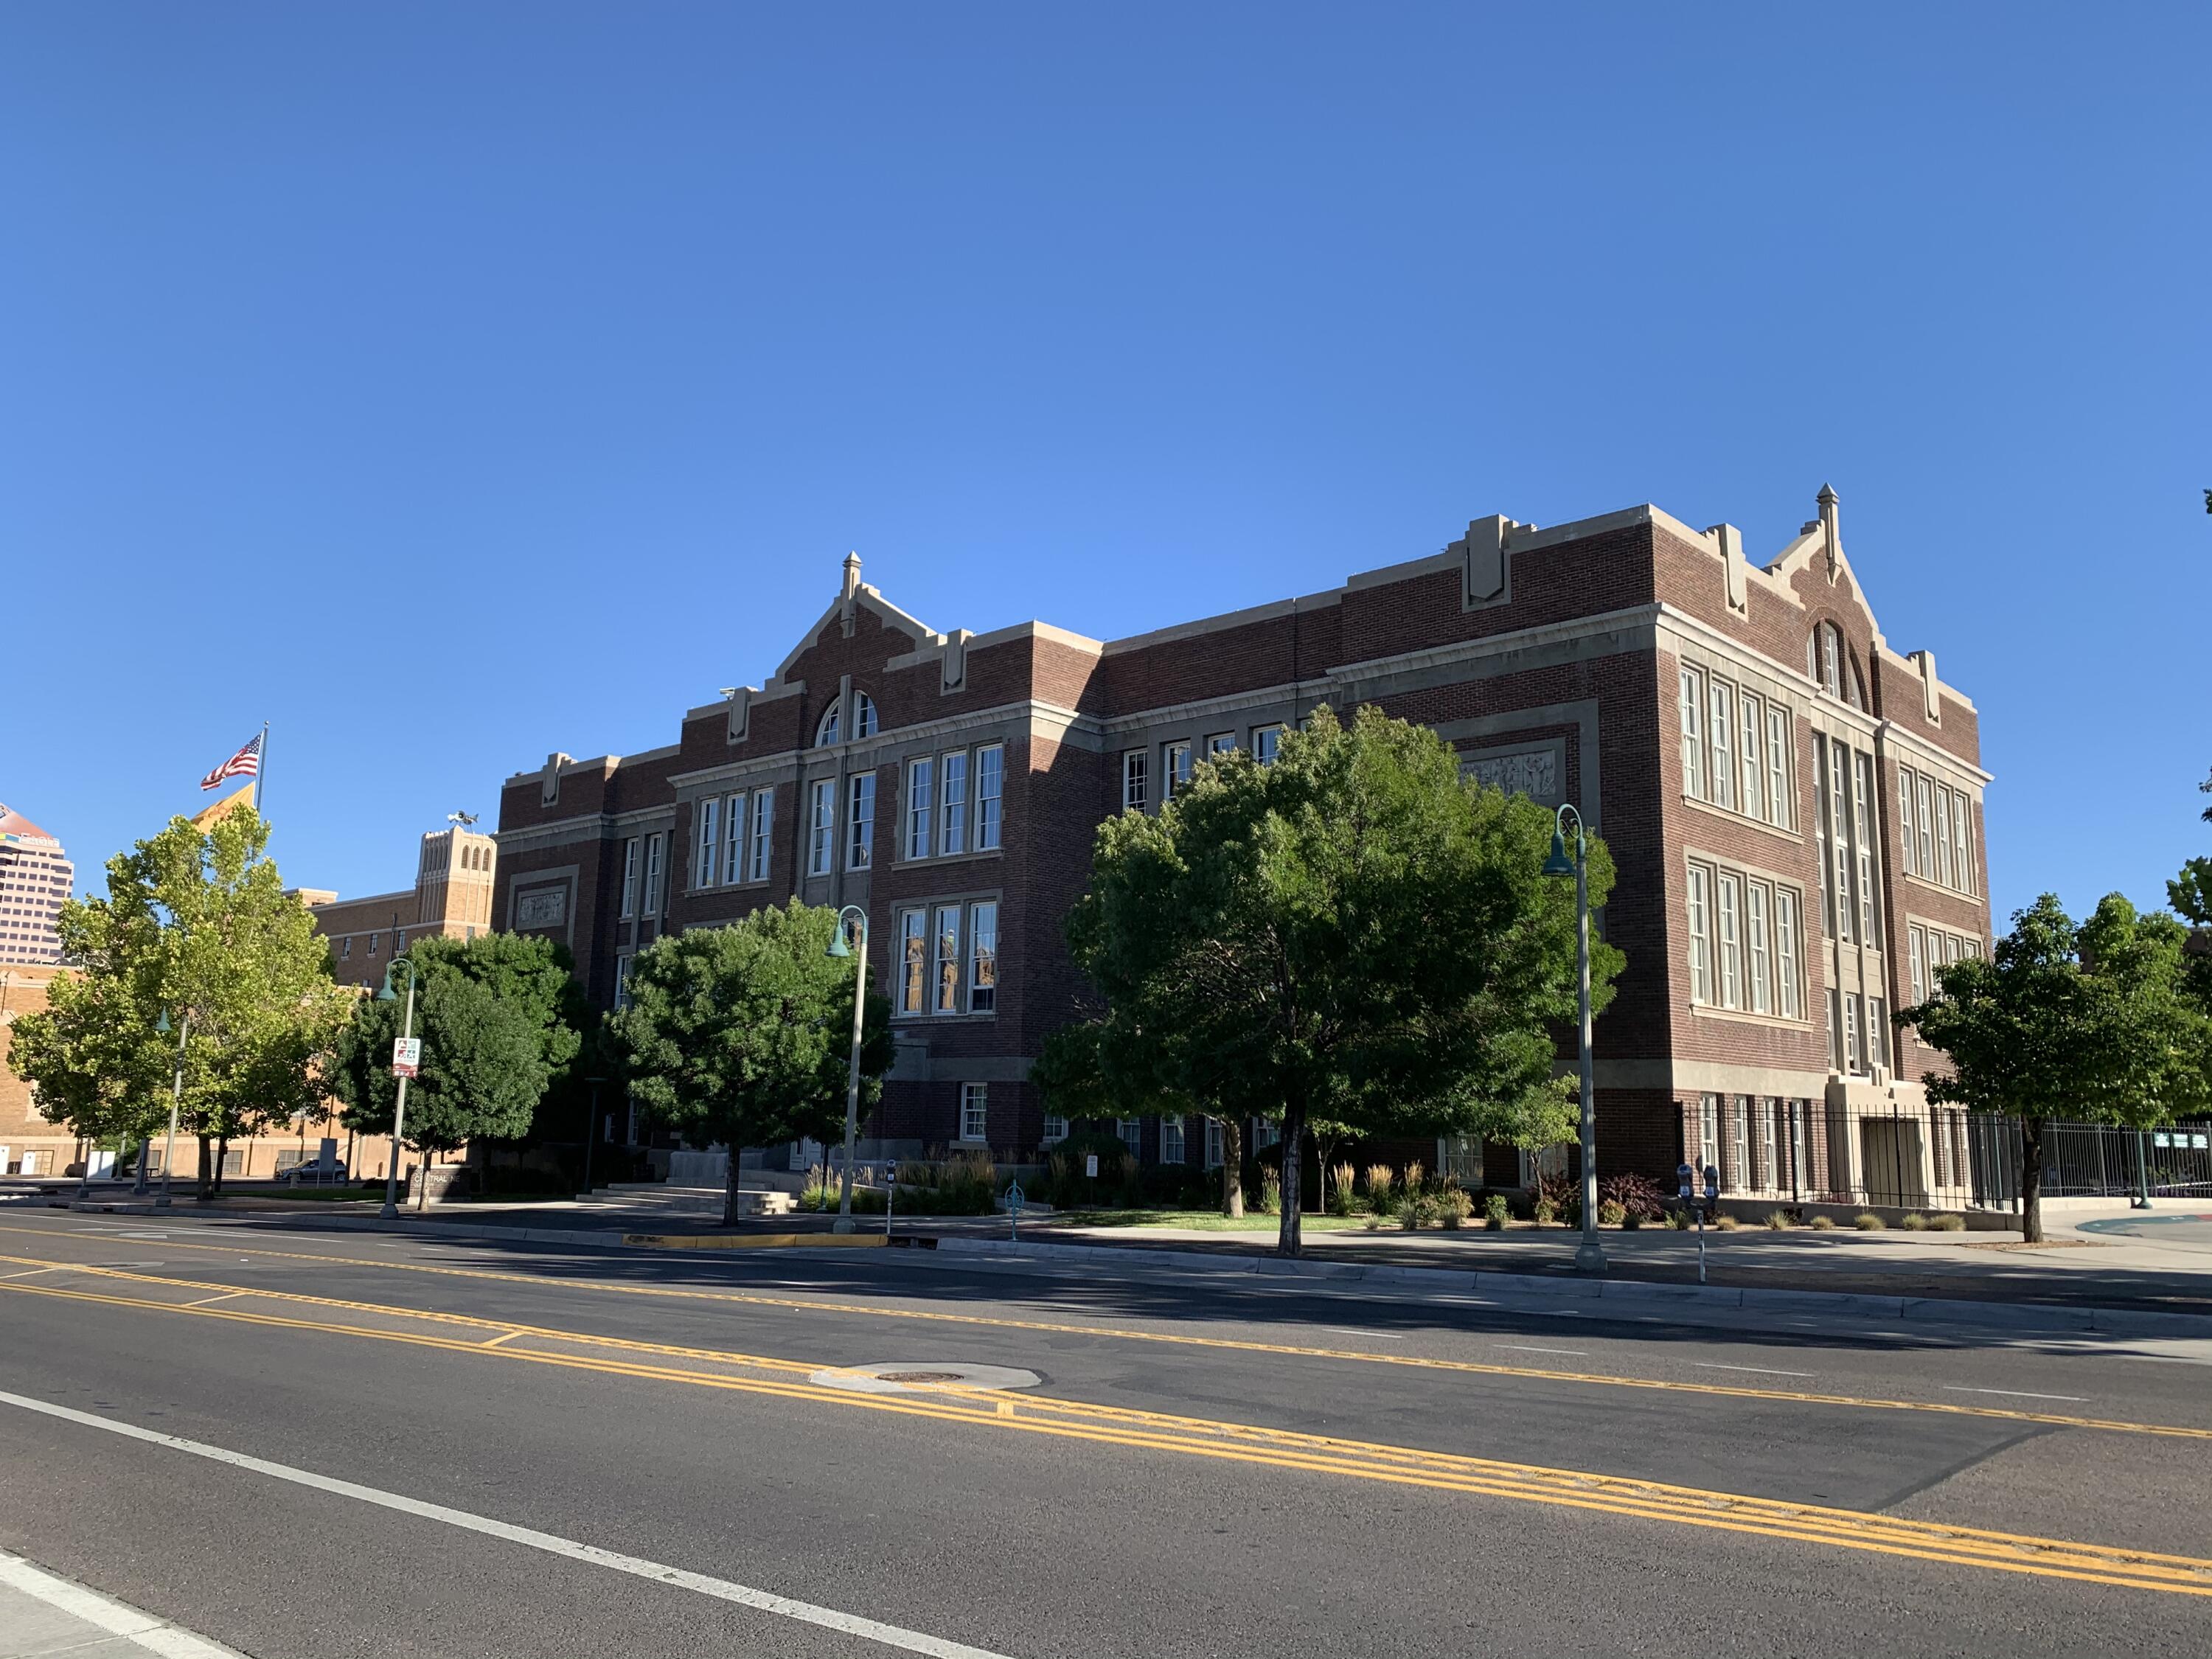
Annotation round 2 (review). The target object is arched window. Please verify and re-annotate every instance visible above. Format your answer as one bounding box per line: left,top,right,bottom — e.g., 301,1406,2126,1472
816,704,841,747
1809,623,1843,700
852,692,878,740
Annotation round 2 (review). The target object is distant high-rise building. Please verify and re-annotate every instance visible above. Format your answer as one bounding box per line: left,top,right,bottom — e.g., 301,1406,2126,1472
0,804,73,967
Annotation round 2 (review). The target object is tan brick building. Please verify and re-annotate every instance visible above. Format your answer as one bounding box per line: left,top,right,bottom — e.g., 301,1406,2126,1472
492,490,1994,1205
299,824,499,990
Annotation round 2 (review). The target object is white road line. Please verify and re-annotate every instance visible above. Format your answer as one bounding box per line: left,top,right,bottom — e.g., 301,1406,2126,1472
1691,1363,1817,1378
0,1389,1014,1659
1497,1344,1588,1356
0,1548,245,1657
1324,1329,1405,1340
1940,1385,2087,1402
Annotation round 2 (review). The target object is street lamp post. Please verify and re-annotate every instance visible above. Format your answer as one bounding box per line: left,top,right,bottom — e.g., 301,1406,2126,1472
580,1076,605,1197
375,958,420,1221
1543,805,1606,1276
824,905,869,1235
153,1009,189,1207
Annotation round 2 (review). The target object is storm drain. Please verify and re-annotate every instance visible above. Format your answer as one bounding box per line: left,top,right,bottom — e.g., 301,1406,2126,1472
809,1361,1042,1396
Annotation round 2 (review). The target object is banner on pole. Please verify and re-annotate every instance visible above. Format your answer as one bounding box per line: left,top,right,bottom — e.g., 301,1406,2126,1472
391,1037,422,1079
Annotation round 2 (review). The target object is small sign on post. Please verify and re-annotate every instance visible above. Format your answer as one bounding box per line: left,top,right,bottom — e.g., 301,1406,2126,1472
391,1037,422,1079
1005,1180,1026,1242
1084,1154,1099,1179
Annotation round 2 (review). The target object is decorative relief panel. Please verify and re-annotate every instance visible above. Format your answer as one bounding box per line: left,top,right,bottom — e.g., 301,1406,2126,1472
515,887,567,929
1461,741,1565,807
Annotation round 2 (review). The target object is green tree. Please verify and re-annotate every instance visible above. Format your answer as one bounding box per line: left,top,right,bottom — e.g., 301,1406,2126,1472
1900,894,2212,1242
1067,704,1619,1256
327,933,585,1178
606,901,893,1226
2168,766,2212,1012
8,806,349,1197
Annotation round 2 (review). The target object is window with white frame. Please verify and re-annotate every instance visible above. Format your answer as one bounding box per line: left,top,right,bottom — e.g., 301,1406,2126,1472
906,757,933,860
696,797,719,888
1843,992,1863,1073
1043,1113,1069,1144
619,838,639,919
1698,1093,1719,1175
1728,1096,1750,1192
1689,857,1806,1019
933,905,961,1013
1206,732,1236,759
1708,681,1734,811
816,704,841,747
1679,667,1705,799
1163,741,1192,800
851,692,878,740
1765,706,1792,829
1908,924,1927,1005
847,772,876,871
809,779,836,876
967,901,997,1013
1851,752,1879,945
1686,864,1713,1004
940,751,968,855
1117,1118,1143,1155
341,936,352,959
748,787,774,881
899,909,928,1014
1898,768,1919,877
1899,765,1977,896
1253,725,1284,765
1865,997,1888,1071
642,833,664,917
960,1083,989,1143
975,744,1003,850
1205,1117,1224,1167
1915,774,1935,877
1161,1117,1186,1164
725,793,745,885
1122,748,1150,811
1757,1098,1778,1190
1738,692,1763,822
613,953,633,1009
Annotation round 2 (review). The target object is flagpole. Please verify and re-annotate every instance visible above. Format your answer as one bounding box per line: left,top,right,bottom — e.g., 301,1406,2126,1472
256,722,268,818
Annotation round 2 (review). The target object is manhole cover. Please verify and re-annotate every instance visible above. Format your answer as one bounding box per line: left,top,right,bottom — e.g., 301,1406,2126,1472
809,1361,1043,1395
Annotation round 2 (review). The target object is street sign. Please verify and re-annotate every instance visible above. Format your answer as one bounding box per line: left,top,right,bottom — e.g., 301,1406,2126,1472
1084,1153,1098,1178
391,1037,422,1079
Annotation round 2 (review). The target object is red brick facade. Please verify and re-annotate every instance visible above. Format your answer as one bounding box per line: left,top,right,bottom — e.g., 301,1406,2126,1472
493,493,1994,1198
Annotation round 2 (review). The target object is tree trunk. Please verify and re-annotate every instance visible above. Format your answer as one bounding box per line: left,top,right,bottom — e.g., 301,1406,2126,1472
723,1147,743,1229
195,1134,213,1200
1276,1105,1307,1258
1218,1117,1245,1218
213,1133,229,1197
2020,1117,2047,1245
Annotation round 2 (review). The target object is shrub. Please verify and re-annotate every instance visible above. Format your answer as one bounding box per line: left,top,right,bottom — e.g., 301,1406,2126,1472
1854,1212,1885,1231
1438,1189,1473,1229
1764,1210,1791,1231
1597,1172,1667,1223
1404,1159,1426,1194
1809,1214,1837,1231
1930,1212,1966,1231
1900,1211,1930,1231
1596,1199,1627,1227
1621,1208,1643,1231
1363,1211,1385,1231
1483,1192,1509,1231
1561,1195,1582,1230
1713,1212,1742,1231
1397,1195,1425,1231
1532,1196,1558,1225
1363,1163,1394,1204
1326,1163,1358,1216
1256,1169,1281,1215
1665,1206,1692,1231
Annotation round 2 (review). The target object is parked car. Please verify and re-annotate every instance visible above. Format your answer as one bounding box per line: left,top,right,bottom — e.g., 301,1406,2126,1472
279,1160,349,1186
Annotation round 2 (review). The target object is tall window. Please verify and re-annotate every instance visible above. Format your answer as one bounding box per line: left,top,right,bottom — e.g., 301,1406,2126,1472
900,909,928,1014
975,744,1003,851
1117,1118,1143,1155
1698,1093,1720,1175
809,780,836,876
1717,874,1742,1009
619,838,639,919
1814,737,1834,936
1843,992,1862,1073
748,787,774,882
1865,998,1888,1071
1757,1099,1778,1192
940,752,969,855
1739,692,1763,822
1206,732,1236,759
1819,625,1842,699
1765,706,1791,829
1708,681,1734,810
1746,882,1772,1015
1729,1096,1750,1192
725,794,745,885
1851,752,1878,944
1775,889,1801,1019
1916,776,1935,878
1686,864,1713,1003
967,900,998,1013
851,692,877,740
1933,788,1953,888
1254,726,1284,765
1164,741,1192,800
1122,749,1150,811
1899,769,1919,877
906,758,933,860
960,1083,988,1143
696,797,719,888
1206,1118,1224,1167
1908,925,1927,1006
1679,667,1705,799
642,834,664,917
1161,1118,1186,1164
933,905,961,1013
816,704,841,747
1828,742,1854,944
1956,797,1974,894
847,773,876,871
613,953,633,1010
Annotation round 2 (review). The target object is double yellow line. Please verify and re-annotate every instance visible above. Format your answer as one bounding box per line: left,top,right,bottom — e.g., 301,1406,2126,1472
4,1256,2211,1598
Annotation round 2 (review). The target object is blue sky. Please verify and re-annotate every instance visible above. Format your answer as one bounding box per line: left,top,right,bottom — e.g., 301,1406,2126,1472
2,4,2205,923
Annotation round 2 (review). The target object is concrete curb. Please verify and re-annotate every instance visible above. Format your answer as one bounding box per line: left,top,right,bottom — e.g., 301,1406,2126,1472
929,1237,2212,1340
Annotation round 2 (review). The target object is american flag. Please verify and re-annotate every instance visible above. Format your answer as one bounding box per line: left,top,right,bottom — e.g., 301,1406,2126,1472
199,732,264,790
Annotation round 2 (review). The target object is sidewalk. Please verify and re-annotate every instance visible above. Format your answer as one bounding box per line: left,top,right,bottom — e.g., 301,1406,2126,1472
0,1550,245,1658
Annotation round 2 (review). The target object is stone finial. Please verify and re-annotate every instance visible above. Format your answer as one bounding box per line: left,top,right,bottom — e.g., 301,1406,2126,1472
1710,524,1748,612
540,751,573,807
1458,515,1510,608
942,628,972,693
841,551,863,600
725,685,752,743
1817,483,1841,580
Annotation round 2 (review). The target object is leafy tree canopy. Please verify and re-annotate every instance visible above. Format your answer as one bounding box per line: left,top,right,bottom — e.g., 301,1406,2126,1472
605,901,892,1223
1067,703,1620,1254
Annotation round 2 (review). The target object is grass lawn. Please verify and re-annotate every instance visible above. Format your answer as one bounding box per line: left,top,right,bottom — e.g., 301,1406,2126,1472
1054,1209,1377,1232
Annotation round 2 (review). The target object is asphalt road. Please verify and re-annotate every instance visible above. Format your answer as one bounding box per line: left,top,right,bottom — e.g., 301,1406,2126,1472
1,1210,2207,1658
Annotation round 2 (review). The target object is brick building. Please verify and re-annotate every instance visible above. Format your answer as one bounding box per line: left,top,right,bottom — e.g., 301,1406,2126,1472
0,803,74,968
493,490,1994,1204
298,824,500,990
